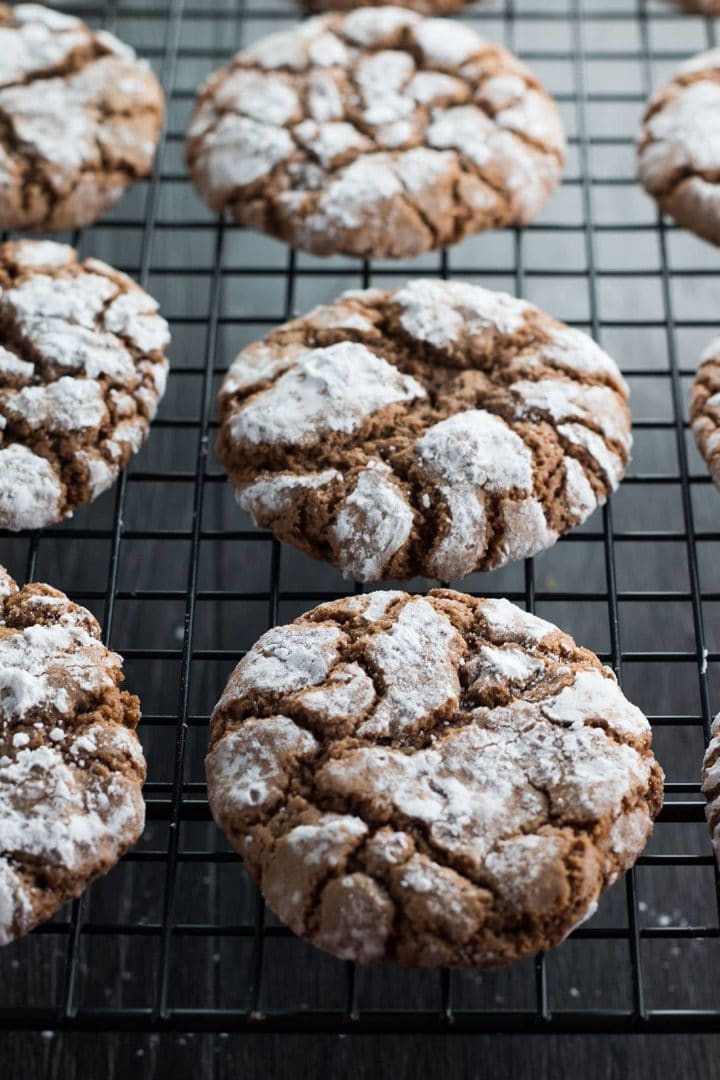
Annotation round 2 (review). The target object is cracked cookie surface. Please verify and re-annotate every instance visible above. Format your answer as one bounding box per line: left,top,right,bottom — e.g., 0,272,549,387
0,3,164,232
206,589,663,967
690,337,720,489
637,49,720,246
218,279,632,583
0,239,170,532
186,8,565,259
0,565,145,946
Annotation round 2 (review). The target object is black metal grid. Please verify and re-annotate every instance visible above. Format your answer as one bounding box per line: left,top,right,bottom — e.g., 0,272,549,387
1,0,720,1038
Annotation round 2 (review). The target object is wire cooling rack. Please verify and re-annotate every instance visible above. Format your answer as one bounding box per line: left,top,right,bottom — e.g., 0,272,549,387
0,0,719,1039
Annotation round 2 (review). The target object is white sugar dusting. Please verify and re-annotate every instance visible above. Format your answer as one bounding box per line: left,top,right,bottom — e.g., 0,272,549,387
394,279,530,347
358,598,461,737
229,341,425,447
332,461,413,582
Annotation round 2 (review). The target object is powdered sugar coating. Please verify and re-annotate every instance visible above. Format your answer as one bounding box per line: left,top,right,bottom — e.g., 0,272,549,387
0,4,164,232
219,279,631,582
690,339,720,489
0,240,170,531
638,50,720,247
207,588,662,967
0,566,144,946
186,8,565,258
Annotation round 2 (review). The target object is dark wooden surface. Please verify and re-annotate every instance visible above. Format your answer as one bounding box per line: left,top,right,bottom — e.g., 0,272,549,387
2,0,720,1074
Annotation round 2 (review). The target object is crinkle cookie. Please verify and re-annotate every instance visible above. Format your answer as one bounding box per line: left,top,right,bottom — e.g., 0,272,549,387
637,49,720,246
206,589,663,967
690,337,720,488
186,8,565,259
0,239,170,532
218,279,632,583
0,565,145,946
702,714,720,862
0,3,164,232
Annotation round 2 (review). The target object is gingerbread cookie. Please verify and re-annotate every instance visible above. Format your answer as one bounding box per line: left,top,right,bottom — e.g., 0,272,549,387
186,9,565,259
0,3,164,232
690,337,720,488
637,49,720,246
217,279,631,582
0,240,170,532
0,566,145,946
206,589,663,967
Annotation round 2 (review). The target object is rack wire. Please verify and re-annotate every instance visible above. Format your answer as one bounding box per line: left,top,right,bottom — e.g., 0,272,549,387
1,0,719,1039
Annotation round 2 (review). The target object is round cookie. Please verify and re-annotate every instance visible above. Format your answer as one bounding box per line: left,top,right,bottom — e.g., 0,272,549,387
217,279,632,583
0,239,170,532
702,714,720,862
0,3,164,232
186,8,565,259
637,49,720,246
690,337,720,488
0,566,145,946
206,589,663,967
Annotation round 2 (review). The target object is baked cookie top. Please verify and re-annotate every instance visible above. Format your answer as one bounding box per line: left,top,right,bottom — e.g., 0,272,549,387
0,3,164,232
207,589,663,967
218,279,632,583
702,714,720,863
690,337,720,488
637,49,720,247
0,566,145,946
0,240,170,532
186,8,565,259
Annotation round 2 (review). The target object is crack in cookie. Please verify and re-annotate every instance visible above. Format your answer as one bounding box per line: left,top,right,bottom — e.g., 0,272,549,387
206,589,663,967
0,4,164,232
217,279,631,582
186,9,565,259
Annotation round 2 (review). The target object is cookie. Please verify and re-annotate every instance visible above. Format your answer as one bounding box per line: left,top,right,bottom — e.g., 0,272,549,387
186,9,565,259
0,4,164,232
690,337,720,488
0,566,145,946
637,49,720,247
702,714,720,862
0,239,170,532
217,279,632,583
206,589,663,967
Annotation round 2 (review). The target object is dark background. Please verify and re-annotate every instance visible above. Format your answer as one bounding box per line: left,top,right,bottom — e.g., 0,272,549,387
1,0,720,1074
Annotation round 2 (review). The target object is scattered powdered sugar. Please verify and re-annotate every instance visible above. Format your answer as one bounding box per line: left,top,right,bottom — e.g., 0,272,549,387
0,444,62,531
293,663,376,730
5,375,106,432
0,745,139,870
465,644,545,695
332,461,414,581
557,422,626,489
640,79,720,193
358,598,461,737
206,715,317,820
541,669,651,742
240,469,340,525
563,455,599,520
229,341,425,447
411,18,482,68
394,279,530,346
480,597,558,644
220,623,346,705
416,410,533,580
498,498,558,564
513,378,631,452
0,858,32,946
